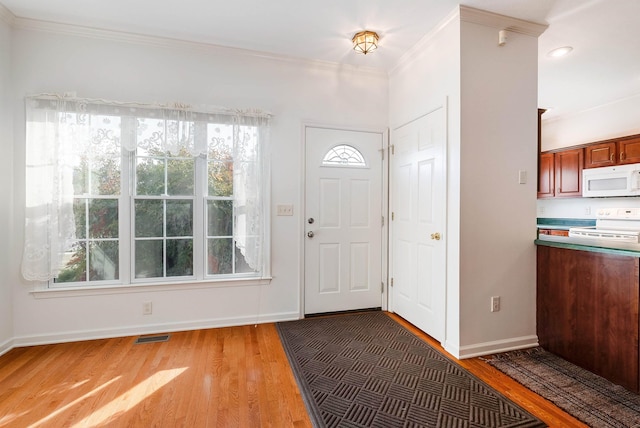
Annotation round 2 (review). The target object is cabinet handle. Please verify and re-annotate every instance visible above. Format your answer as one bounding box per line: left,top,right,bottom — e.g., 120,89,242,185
621,152,626,161
611,153,615,162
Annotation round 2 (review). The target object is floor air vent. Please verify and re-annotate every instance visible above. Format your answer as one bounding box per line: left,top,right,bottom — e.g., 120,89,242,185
135,334,170,344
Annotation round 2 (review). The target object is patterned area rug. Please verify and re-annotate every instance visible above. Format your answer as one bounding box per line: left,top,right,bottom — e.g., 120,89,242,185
276,311,546,428
488,347,640,428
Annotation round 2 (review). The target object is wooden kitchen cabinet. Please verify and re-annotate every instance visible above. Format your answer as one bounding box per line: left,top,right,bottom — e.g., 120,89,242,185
538,148,583,198
619,136,640,164
537,152,554,198
584,135,640,168
584,141,616,168
537,245,640,392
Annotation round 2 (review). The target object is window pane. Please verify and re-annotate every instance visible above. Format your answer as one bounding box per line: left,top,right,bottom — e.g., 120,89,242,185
73,199,87,239
166,200,193,237
208,161,233,197
90,115,121,195
89,199,118,239
235,245,256,274
166,239,193,277
135,240,163,278
207,238,232,275
73,161,88,195
136,157,165,195
167,158,194,195
135,200,163,237
55,241,87,283
91,156,121,196
89,241,119,281
207,200,232,236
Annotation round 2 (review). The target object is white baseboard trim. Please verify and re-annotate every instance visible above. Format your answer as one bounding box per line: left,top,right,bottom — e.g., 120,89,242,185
0,337,14,357
12,311,301,348
444,335,539,360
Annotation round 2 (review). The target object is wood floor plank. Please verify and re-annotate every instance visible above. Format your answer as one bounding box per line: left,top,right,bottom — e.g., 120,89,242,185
0,314,587,427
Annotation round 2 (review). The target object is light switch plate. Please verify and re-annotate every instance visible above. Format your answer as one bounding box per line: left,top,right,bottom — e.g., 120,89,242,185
518,170,527,184
277,204,294,216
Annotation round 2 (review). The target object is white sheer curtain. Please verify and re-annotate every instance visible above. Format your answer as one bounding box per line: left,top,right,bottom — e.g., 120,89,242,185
22,98,81,281
22,95,270,282
233,115,270,271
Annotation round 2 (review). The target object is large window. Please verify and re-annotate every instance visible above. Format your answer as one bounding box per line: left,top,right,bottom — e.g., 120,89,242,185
22,97,270,287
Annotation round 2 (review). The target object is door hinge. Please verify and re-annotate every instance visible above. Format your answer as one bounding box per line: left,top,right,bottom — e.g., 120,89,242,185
381,216,385,227
391,145,395,155
380,148,384,161
391,278,394,287
381,282,384,293
391,212,395,221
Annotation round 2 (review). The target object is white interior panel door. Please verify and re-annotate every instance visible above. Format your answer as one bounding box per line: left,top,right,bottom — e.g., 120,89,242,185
305,127,383,315
391,107,446,342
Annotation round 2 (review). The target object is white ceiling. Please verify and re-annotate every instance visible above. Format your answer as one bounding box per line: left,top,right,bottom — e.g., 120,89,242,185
2,0,639,120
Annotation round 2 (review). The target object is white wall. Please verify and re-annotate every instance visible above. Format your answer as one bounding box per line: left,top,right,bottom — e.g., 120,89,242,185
389,11,462,352
458,20,539,357
390,7,541,358
541,94,640,152
0,12,14,355
9,22,388,345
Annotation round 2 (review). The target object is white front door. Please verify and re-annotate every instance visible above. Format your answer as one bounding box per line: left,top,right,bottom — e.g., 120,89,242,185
390,106,447,342
304,126,383,315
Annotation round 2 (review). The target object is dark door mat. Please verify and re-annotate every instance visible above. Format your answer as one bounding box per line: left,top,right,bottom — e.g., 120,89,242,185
277,311,546,428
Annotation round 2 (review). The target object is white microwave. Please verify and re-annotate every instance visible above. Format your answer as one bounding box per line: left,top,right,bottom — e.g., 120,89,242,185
583,164,640,197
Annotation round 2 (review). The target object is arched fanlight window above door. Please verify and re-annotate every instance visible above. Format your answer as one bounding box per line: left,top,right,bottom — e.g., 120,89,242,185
321,144,367,167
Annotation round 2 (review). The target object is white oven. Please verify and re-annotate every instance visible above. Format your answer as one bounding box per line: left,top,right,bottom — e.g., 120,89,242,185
582,164,640,197
569,208,640,243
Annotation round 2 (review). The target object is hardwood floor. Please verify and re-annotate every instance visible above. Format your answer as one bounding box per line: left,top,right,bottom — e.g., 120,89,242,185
0,313,586,427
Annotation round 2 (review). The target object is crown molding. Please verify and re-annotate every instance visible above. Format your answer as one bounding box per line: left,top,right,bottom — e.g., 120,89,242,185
391,5,548,75
390,6,459,76
12,17,387,78
0,3,15,26
460,5,548,37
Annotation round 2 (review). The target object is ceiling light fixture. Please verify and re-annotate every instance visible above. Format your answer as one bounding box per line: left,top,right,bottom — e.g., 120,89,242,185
352,31,379,55
547,46,573,58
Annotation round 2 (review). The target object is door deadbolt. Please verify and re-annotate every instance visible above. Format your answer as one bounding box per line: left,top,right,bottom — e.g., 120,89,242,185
308,217,315,224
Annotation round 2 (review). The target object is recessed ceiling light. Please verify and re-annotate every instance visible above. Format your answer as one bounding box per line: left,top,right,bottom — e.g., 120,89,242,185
547,46,573,58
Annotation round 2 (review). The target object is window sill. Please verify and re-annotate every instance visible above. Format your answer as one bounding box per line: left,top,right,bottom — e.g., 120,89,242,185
30,277,272,299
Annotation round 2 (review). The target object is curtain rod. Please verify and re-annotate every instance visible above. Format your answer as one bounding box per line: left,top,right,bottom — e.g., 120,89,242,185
27,92,273,119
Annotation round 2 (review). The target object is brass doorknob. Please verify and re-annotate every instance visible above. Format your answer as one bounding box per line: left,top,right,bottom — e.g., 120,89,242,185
430,232,441,240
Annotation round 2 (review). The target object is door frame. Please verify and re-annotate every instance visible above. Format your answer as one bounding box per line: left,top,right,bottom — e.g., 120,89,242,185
300,122,389,318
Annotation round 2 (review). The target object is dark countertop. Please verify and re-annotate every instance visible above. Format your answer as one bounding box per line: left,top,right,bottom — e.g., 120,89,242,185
535,235,640,257
535,217,640,256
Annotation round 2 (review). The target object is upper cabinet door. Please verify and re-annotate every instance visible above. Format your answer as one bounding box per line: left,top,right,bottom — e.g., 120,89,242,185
537,152,555,198
618,136,640,165
554,148,583,198
584,142,616,169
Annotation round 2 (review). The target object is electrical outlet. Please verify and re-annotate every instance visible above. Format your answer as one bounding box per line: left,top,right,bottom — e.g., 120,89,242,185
491,296,500,312
276,204,294,216
585,206,591,215
538,206,545,215
143,301,152,315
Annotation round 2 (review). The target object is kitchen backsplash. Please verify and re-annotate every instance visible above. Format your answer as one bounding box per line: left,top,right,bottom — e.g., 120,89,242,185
537,197,640,219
